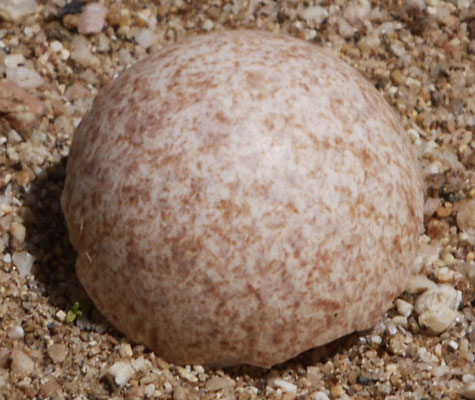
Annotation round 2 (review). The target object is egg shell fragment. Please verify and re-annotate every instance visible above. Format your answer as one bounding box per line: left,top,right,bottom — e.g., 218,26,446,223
61,30,424,368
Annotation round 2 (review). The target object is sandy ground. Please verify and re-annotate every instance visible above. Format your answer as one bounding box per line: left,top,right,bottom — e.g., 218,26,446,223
0,0,474,399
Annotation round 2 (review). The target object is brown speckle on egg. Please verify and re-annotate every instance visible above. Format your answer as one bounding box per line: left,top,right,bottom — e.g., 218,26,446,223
61,30,424,368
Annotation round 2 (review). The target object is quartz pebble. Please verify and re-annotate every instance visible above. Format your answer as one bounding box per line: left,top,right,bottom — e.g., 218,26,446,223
415,285,462,334
107,361,135,387
6,66,44,89
78,3,107,34
0,0,37,22
12,251,35,277
461,381,475,400
274,378,297,394
205,376,236,391
10,349,34,376
8,325,24,339
47,343,67,364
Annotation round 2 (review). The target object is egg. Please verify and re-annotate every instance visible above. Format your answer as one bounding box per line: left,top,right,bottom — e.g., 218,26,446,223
61,30,423,368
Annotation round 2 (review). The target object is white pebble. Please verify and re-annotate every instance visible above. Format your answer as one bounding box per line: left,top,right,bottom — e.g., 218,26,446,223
461,382,475,400
406,275,437,293
310,391,330,400
177,366,198,383
201,19,214,32
415,285,462,334
300,6,328,24
370,335,382,344
135,28,156,48
50,40,63,52
8,325,24,339
12,251,35,277
71,36,96,67
448,340,458,350
107,361,135,386
145,384,155,397
273,378,297,394
4,53,25,68
6,66,44,89
78,3,107,34
396,299,413,317
0,0,37,22
55,310,67,322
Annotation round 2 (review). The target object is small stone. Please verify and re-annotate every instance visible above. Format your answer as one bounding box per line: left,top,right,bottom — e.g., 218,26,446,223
0,79,45,136
0,0,38,22
70,35,96,66
415,285,462,334
107,361,135,386
396,299,413,317
78,3,107,34
390,69,404,85
406,275,437,293
457,200,475,232
4,53,25,68
330,383,345,397
10,221,26,246
6,66,44,89
205,376,236,391
461,381,475,400
201,19,214,31
47,343,67,364
119,343,133,357
309,392,330,400
135,28,156,48
177,366,198,383
274,378,297,394
39,378,63,398
10,349,34,376
8,325,24,339
55,309,67,322
12,251,35,277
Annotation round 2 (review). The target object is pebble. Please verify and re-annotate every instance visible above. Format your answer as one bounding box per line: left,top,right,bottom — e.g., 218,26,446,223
8,325,24,339
415,285,462,334
457,199,475,232
274,378,297,394
205,376,236,391
10,349,34,376
78,3,107,34
309,392,330,400
47,343,67,364
461,382,475,400
177,366,198,383
119,343,133,358
6,66,44,89
0,79,45,136
0,0,37,22
135,28,156,48
12,251,35,277
70,35,96,66
4,53,25,68
396,299,414,317
107,360,135,386
406,275,438,293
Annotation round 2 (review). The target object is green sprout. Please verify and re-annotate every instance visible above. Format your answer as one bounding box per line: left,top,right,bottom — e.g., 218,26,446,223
66,300,88,324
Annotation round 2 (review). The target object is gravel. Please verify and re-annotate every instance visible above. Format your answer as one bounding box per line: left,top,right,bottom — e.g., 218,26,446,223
0,0,474,399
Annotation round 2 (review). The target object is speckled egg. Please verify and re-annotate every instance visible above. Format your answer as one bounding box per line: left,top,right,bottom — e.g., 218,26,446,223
61,30,424,368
